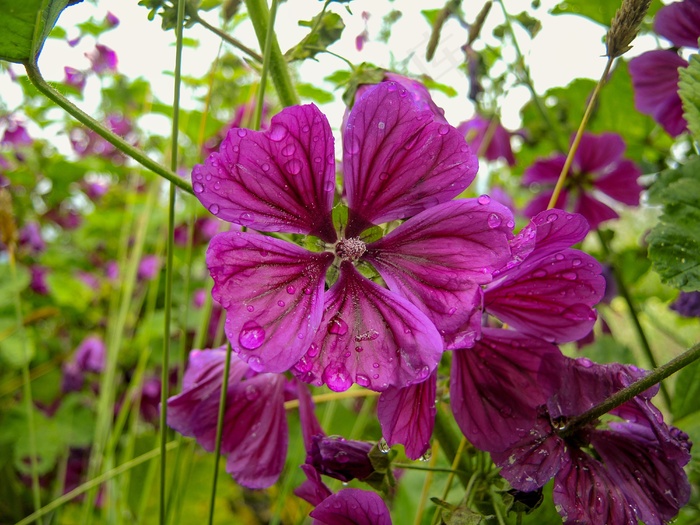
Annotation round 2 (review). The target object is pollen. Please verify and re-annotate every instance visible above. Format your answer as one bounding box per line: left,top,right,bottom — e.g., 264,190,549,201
335,237,367,261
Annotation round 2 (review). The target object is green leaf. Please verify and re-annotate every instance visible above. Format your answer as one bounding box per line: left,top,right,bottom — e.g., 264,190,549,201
0,265,29,309
296,82,334,104
647,158,700,291
551,0,664,27
679,50,700,145
0,0,77,63
46,272,95,312
515,11,542,38
672,359,700,420
285,11,345,62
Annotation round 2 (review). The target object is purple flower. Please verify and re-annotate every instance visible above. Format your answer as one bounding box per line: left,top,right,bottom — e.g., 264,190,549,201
629,50,689,137
105,260,119,281
44,207,83,230
193,81,513,392
1,118,32,147
18,221,45,254
670,291,700,317
167,347,289,488
64,67,86,93
173,217,221,247
105,11,120,28
654,0,700,48
80,179,109,201
69,114,135,162
86,44,117,74
485,209,605,344
62,335,106,392
30,265,50,295
457,115,515,166
137,255,160,281
76,271,100,291
522,133,643,229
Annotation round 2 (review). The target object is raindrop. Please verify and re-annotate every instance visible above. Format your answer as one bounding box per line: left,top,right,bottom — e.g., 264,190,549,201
281,144,296,156
447,307,457,316
193,182,204,193
377,121,385,130
438,124,450,136
546,213,558,223
327,315,348,335
572,258,582,267
244,384,259,400
355,374,370,387
354,346,363,353
477,195,491,205
239,212,254,224
205,173,212,181
286,285,296,294
194,172,203,181
555,253,565,261
324,180,335,192
269,125,288,142
419,449,432,462
302,125,310,133
248,356,263,370
246,305,254,312
261,163,270,172
379,172,389,181
562,271,577,281
533,269,547,278
378,438,391,453
237,128,247,137
417,365,430,380
307,343,320,357
322,363,352,391
487,213,502,228
238,321,265,350
372,362,380,369
346,134,361,154
303,287,313,295
285,159,303,175
208,204,220,215
277,300,285,307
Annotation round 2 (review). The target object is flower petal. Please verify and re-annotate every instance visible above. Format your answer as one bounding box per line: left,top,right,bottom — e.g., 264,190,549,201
450,329,565,453
594,159,642,205
343,82,478,236
294,464,332,507
221,373,288,489
654,0,700,48
365,199,512,348
573,132,625,174
192,104,337,241
485,248,604,343
522,156,566,185
552,450,638,525
294,262,442,392
310,488,392,525
377,372,436,460
573,191,619,229
207,231,334,373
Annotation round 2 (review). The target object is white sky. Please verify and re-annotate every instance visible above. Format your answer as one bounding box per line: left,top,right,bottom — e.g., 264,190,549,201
2,0,660,144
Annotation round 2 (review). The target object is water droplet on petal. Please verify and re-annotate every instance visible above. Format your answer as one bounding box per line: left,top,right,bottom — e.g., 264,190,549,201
239,321,265,350
239,212,254,224
286,285,296,294
346,134,361,154
572,258,582,267
378,438,391,453
377,121,385,130
487,213,502,228
281,144,296,156
438,124,450,136
302,125,310,133
562,271,577,281
193,182,204,193
379,172,389,181
277,300,285,307
324,180,335,192
555,253,565,261
419,449,432,462
322,363,352,391
307,343,320,357
246,305,254,312
372,362,380,369
269,124,288,142
477,195,491,205
208,204,220,215
244,384,259,400
354,346,363,353
285,159,302,175
533,269,547,278
261,163,270,172
355,374,370,387
448,307,457,315
546,213,558,223
417,365,430,380
327,315,348,335
248,355,263,371
304,287,313,295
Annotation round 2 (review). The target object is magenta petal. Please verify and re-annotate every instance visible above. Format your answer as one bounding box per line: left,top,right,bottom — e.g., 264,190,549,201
310,488,392,525
221,373,288,489
522,191,567,220
552,450,638,525
594,159,642,206
377,372,436,460
298,381,325,450
514,210,591,264
629,50,688,137
522,156,566,185
295,464,332,506
365,199,512,348
295,262,442,392
207,232,334,373
573,133,625,174
450,329,564,453
343,82,478,236
192,104,337,241
485,248,604,343
654,0,700,48
573,192,619,229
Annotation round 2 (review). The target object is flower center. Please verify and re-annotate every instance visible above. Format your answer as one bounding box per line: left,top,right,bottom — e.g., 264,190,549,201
335,237,367,262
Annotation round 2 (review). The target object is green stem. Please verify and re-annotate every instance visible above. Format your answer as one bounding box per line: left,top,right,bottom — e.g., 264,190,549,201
433,406,470,486
393,464,464,475
561,339,700,438
244,0,299,107
191,12,263,62
207,342,233,525
254,0,279,129
22,61,192,195
15,442,180,525
596,230,671,406
548,57,614,208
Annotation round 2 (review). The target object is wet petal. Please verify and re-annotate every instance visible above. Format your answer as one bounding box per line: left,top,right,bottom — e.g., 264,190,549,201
485,248,604,343
343,82,478,236
294,464,332,507
365,199,512,348
654,0,700,48
192,104,337,241
310,488,392,525
594,159,642,206
298,381,325,450
377,372,436,460
294,262,442,392
207,231,334,373
553,450,638,525
573,132,625,174
450,329,565,453
573,192,619,229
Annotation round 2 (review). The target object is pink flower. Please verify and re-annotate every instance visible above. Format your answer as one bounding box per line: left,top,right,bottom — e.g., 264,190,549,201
457,115,515,166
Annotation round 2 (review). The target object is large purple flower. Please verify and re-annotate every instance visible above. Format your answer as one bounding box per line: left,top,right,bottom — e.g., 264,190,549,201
167,347,289,488
522,132,642,229
193,81,513,392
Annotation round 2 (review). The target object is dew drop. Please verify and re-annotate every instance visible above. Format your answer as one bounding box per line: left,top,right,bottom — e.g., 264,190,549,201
324,180,335,192
419,449,432,462
269,124,288,142
477,195,491,205
346,134,361,154
281,143,296,156
377,121,385,130
193,182,204,193
562,271,577,281
327,315,348,335
487,213,502,228
302,125,310,133
244,384,259,400
303,287,313,295
372,362,380,369
373,374,379,379
239,212,254,224
354,346,363,353
555,253,565,261
546,213,558,223
286,285,296,294
248,356,263,371
322,363,352,392
448,307,457,316
236,128,247,137
285,159,303,175
261,163,270,172
379,172,389,181
417,365,430,380
356,374,370,387
238,321,265,350
277,300,285,307
208,203,220,215
378,438,391,453
307,343,320,357
246,305,254,312
194,172,203,181
533,269,547,278
572,258,582,267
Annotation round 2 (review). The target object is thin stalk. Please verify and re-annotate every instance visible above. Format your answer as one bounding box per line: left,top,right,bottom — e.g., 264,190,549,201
15,442,180,525
393,464,464,475
431,437,469,525
190,12,263,62
244,0,300,107
283,388,379,409
207,342,233,525
547,57,614,208
22,61,192,195
561,339,700,438
413,442,440,525
9,247,42,522
433,406,470,486
596,230,671,407
253,0,280,129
